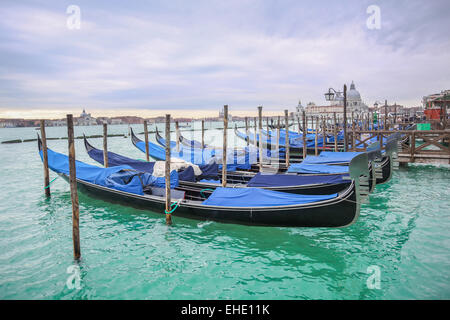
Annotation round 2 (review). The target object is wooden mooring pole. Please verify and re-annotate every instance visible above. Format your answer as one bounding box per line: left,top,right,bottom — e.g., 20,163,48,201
333,112,338,151
144,120,150,162
40,120,50,197
314,117,319,156
343,84,348,152
244,117,249,147
222,105,228,187
175,121,180,153
165,114,172,225
302,111,307,159
253,117,258,147
103,122,109,167
284,110,290,167
201,119,205,149
258,106,263,170
66,114,81,261
384,100,388,130
276,116,280,154
322,116,326,151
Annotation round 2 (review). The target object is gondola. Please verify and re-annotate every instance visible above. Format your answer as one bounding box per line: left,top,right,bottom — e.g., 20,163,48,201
234,126,333,156
153,126,377,190
38,137,364,228
134,126,376,195
133,127,258,171
155,126,259,158
373,138,398,184
84,136,364,196
159,126,289,170
268,121,295,130
166,126,378,194
178,132,208,149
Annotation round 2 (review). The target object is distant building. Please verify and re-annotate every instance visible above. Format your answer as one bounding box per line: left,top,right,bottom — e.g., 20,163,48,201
295,100,305,117
111,118,123,125
375,103,404,116
422,89,450,120
50,119,65,126
0,121,15,128
302,81,369,116
76,109,97,126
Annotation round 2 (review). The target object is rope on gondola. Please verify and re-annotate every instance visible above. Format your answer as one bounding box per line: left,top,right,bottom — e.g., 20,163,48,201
200,188,215,198
342,198,363,205
165,199,181,214
44,176,59,189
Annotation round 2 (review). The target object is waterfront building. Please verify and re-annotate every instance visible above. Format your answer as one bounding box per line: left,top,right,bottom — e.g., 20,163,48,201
422,89,450,120
76,109,97,126
301,81,369,117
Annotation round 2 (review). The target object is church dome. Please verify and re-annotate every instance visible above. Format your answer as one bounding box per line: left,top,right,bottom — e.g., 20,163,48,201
347,81,361,101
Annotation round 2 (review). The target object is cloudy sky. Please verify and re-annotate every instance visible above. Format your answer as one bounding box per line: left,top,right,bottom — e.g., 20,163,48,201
0,0,449,118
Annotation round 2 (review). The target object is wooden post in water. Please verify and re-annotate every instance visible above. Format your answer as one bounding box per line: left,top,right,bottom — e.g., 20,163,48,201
201,119,205,149
66,114,81,261
144,120,150,162
258,106,263,170
394,104,397,126
276,116,280,154
314,117,319,156
244,117,249,147
103,122,109,167
40,120,50,197
253,117,258,147
333,112,338,151
322,116,326,151
222,105,228,187
352,120,356,151
410,131,416,162
175,121,180,152
343,84,348,152
370,112,374,131
284,110,290,167
384,100,388,130
165,114,172,225
302,111,307,159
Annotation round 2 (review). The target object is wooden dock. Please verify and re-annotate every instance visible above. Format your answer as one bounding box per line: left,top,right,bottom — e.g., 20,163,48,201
348,129,450,165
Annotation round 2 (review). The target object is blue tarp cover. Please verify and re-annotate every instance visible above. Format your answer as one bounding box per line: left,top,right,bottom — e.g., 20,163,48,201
136,135,254,171
87,143,156,173
247,172,349,187
135,140,167,161
201,187,338,207
287,163,349,174
88,142,219,182
300,151,362,164
40,148,179,195
252,129,317,148
199,179,221,184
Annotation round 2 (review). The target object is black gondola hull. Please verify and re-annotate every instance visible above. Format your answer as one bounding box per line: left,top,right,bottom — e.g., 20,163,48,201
62,174,359,228
375,156,392,185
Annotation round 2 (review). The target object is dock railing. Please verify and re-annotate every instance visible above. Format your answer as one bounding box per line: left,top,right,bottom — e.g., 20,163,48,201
348,129,450,164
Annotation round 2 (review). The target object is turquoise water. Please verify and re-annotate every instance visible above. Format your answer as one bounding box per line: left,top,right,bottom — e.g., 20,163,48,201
0,125,449,299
